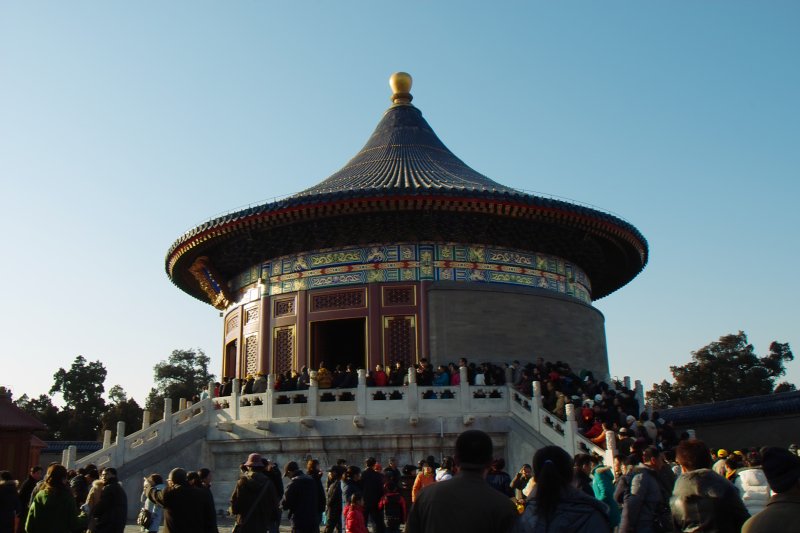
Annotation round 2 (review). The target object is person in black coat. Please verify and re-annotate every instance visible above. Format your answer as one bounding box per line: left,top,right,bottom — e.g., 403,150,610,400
16,466,41,517
69,468,89,509
148,467,217,533
324,467,344,533
0,471,21,533
281,462,323,533
306,461,326,528
230,455,280,533
91,468,127,533
360,458,385,533
572,454,595,498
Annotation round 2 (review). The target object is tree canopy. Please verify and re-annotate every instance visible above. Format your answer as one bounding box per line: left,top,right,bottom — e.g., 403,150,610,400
100,384,142,435
14,356,142,440
146,348,215,419
49,355,108,439
647,331,794,409
14,393,62,440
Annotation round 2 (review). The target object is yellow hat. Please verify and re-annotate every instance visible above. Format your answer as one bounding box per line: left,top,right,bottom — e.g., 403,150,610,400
718,449,729,458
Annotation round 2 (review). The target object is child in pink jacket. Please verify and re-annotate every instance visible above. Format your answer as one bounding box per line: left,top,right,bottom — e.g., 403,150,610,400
343,493,367,533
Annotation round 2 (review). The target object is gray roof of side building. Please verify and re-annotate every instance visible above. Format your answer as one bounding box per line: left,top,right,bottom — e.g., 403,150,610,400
660,390,800,425
43,441,104,454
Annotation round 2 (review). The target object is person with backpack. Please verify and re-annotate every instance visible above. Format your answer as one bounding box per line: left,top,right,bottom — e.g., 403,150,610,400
619,447,669,533
379,478,406,533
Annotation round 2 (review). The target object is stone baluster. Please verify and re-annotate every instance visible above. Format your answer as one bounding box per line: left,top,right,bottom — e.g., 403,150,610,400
605,427,617,467
308,371,319,417
623,376,632,390
265,374,275,419
531,381,542,431
407,367,418,414
179,398,187,411
564,403,577,456
459,366,470,413
231,379,241,420
62,445,76,470
634,380,644,416
115,421,126,465
356,369,367,414
208,380,216,399
102,430,112,449
162,398,173,441
142,410,151,430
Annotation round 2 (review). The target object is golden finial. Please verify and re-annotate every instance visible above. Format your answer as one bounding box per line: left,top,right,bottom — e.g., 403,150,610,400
389,72,413,105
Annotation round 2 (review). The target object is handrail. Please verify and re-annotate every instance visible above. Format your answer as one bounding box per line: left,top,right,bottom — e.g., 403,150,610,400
63,374,636,471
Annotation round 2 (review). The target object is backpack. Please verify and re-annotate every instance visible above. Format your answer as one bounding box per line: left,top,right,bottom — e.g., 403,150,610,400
625,468,672,533
381,491,404,523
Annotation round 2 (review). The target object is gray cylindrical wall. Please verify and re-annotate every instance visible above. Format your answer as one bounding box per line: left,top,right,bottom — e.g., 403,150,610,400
427,282,609,380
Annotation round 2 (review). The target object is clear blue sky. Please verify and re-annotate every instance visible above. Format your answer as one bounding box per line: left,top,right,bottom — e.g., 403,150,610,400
2,2,798,407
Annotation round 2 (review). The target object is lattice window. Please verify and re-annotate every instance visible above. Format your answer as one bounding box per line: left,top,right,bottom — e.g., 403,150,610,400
226,314,240,334
383,286,414,306
245,306,259,325
311,289,364,312
386,317,414,368
244,335,258,376
274,298,295,317
273,327,294,375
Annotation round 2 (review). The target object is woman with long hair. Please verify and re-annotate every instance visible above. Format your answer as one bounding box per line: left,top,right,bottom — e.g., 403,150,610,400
513,446,610,533
139,473,165,533
25,464,87,533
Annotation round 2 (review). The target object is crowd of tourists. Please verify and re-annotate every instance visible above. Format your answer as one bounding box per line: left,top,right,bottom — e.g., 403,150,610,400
2,430,799,533
3,355,799,532
207,356,622,402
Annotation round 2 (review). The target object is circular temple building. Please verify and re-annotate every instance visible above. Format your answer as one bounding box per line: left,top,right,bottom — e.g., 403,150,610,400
166,73,648,382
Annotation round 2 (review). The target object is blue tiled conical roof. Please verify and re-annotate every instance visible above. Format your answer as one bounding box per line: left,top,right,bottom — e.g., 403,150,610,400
293,103,519,198
166,74,649,308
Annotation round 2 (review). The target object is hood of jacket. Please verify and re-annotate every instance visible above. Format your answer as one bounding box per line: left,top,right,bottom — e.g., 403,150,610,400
520,485,609,531
736,467,768,488
242,470,271,491
672,468,734,500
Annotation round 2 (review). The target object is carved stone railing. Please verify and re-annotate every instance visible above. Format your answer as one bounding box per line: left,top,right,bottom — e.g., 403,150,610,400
64,396,213,471
510,382,613,466
65,372,640,471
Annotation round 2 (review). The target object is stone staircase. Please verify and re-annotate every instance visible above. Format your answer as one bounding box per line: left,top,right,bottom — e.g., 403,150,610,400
63,369,644,519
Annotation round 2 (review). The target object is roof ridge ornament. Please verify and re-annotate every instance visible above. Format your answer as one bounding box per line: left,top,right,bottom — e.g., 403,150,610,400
389,72,413,105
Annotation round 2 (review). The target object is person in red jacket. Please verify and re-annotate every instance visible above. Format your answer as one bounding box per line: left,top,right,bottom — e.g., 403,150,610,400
343,493,367,533
372,365,388,387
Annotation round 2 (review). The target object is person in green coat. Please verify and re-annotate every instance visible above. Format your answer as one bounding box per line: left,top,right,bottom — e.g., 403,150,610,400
25,464,87,533
592,464,621,528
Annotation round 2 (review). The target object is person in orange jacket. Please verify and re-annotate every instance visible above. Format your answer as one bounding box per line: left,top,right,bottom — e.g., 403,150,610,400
411,462,435,503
